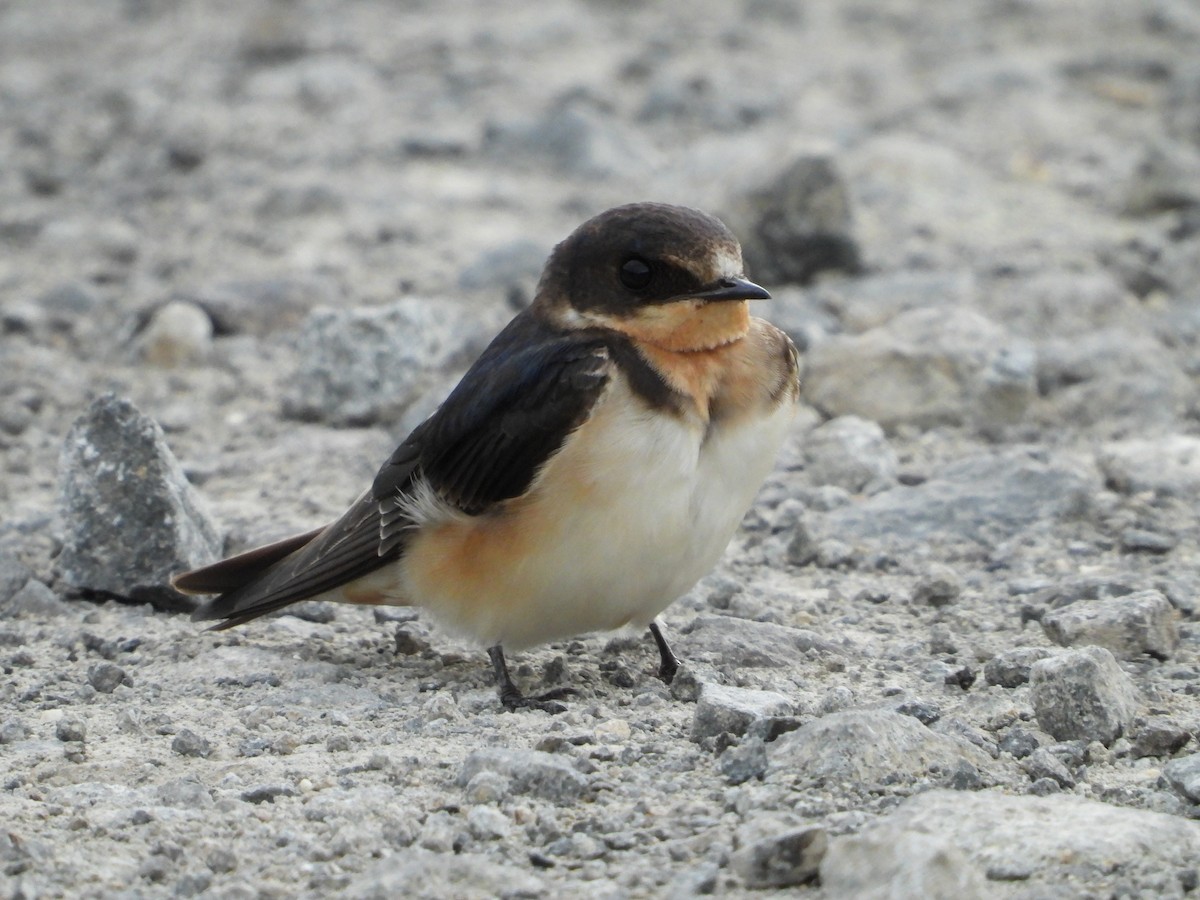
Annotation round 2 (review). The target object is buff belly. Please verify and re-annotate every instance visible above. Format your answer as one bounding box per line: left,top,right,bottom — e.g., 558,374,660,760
392,379,796,650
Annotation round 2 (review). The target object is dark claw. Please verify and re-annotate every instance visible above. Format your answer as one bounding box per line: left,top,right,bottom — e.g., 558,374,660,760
489,644,571,714
649,621,679,684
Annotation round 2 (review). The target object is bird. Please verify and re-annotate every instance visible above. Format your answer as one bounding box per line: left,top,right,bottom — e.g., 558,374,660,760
174,202,801,712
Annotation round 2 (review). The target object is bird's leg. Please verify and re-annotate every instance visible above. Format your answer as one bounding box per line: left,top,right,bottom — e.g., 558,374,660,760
488,645,570,714
648,620,679,684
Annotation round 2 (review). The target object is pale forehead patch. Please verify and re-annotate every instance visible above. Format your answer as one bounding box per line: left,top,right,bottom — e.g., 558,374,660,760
711,245,744,278
661,241,745,283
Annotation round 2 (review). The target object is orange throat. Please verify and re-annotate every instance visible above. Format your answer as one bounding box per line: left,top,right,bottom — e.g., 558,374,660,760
616,299,751,354
609,300,752,410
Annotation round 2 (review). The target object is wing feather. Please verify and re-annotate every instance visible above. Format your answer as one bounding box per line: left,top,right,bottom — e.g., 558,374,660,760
187,312,613,628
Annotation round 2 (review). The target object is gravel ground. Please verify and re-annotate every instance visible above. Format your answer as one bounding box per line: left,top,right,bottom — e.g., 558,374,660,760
3,1,1200,897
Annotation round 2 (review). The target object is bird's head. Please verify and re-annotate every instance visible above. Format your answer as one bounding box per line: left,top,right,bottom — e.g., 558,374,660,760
535,203,770,354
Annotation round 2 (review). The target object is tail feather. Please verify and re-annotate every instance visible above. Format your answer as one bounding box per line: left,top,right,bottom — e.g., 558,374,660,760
173,527,325,595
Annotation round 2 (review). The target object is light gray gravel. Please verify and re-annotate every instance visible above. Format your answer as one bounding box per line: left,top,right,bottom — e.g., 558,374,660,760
2,1,1199,897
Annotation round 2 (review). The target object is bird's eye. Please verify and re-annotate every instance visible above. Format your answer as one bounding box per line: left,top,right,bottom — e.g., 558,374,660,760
619,257,653,290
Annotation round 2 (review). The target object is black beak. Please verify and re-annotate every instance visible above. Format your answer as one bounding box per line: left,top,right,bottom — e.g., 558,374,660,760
686,276,771,303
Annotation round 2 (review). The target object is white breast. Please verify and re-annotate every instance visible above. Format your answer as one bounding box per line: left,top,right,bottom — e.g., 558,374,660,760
398,375,797,650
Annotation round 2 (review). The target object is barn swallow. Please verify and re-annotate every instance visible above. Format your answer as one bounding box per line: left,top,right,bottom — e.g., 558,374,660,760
174,202,801,712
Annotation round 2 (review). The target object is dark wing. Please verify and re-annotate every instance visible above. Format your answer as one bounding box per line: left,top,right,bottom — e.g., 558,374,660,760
186,312,612,629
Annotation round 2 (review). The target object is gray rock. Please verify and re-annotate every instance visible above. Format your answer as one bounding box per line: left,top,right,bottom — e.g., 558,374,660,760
1131,718,1193,759
912,564,964,608
154,778,214,809
816,448,1098,548
729,153,861,285
998,728,1040,759
1022,747,1075,789
731,821,826,888
241,784,298,804
1035,329,1188,433
456,748,588,804
821,821,987,900
823,789,1200,898
1041,590,1180,659
1163,754,1200,803
816,269,978,333
677,615,834,669
482,95,657,178
87,663,129,693
767,709,993,787
4,579,71,617
347,849,544,900
1029,647,1140,745
465,805,510,841
980,269,1137,338
172,729,212,758
0,551,31,605
719,735,769,784
804,308,1035,433
690,682,795,741
0,719,29,744
282,298,469,427
135,300,213,367
182,277,337,337
56,394,222,611
984,648,1054,688
56,718,86,743
802,415,898,493
1121,528,1178,554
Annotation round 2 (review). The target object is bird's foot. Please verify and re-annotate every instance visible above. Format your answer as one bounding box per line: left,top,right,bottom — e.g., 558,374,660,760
498,685,574,715
489,644,573,713
649,621,679,685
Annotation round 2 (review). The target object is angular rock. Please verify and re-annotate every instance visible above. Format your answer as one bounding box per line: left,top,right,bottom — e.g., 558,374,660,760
1131,718,1193,759
1041,590,1179,660
456,748,588,804
87,663,129,694
816,448,1098,548
802,415,898,493
1022,747,1075,789
1163,754,1200,803
56,395,222,611
690,682,795,742
1029,647,1140,745
984,647,1054,688
823,789,1200,898
172,729,212,759
729,153,861,285
4,579,71,617
767,709,993,787
719,735,769,784
1098,435,1200,498
804,308,1035,433
912,564,963,607
821,822,986,900
677,615,835,669
282,298,469,427
732,821,826,888
347,849,544,900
